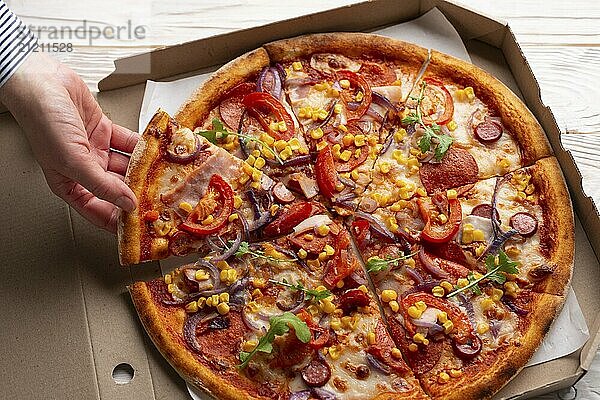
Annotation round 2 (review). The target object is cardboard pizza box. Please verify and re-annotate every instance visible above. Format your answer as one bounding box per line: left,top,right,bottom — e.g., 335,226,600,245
0,1,598,399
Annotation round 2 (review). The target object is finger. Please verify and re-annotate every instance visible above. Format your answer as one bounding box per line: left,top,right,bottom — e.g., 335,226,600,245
108,151,130,176
72,157,137,212
111,123,139,154
50,178,120,233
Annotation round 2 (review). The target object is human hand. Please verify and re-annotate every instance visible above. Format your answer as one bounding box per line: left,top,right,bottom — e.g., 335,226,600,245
0,53,138,233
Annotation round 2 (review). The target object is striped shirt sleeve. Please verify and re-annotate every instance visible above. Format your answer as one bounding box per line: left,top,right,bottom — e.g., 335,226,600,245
0,0,37,88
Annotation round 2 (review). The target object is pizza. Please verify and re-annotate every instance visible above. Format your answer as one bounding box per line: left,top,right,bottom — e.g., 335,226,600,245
119,33,574,400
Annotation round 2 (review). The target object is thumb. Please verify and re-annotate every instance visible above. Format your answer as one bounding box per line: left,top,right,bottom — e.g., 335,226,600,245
70,156,137,212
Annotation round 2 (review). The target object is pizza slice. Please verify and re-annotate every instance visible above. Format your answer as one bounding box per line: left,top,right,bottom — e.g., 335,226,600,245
119,109,316,265
265,33,430,212
359,57,553,210
130,218,430,399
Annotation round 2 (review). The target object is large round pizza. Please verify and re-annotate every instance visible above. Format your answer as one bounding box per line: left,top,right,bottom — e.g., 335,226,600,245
118,33,574,400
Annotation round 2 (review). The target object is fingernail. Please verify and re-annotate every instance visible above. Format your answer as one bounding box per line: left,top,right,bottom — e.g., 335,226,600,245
116,196,136,212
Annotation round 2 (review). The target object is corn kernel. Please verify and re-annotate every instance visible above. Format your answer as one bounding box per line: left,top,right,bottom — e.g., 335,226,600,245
415,301,427,312
339,79,351,89
443,320,454,334
472,229,485,242
367,331,376,345
228,213,239,222
318,251,329,262
164,274,172,284
219,292,230,303
331,318,342,331
246,154,256,166
477,322,490,334
504,281,519,297
408,343,419,352
307,259,321,269
475,244,486,257
447,120,458,131
440,281,453,292
323,244,335,256
179,202,193,213
389,300,400,313
217,302,230,315
251,289,262,299
499,158,511,170
307,304,320,316
310,128,324,140
247,301,259,312
215,260,229,270
449,369,463,378
242,340,257,352
457,278,469,288
336,280,345,288
331,103,343,114
408,306,423,319
413,333,427,344
185,301,198,313
437,213,448,224
491,288,504,302
291,61,303,71
437,311,448,324
340,150,352,162
391,348,402,359
446,189,458,200
355,91,364,102
298,249,308,259
481,298,494,311
328,345,342,360
201,215,214,225
321,299,336,314
464,86,475,101
197,297,206,308
233,195,243,209
432,286,445,297
438,372,451,384
379,162,391,174
316,224,330,237
381,289,398,303
194,270,209,281
303,233,314,241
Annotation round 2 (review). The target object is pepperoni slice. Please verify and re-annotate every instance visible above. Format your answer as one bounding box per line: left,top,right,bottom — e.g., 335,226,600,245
388,316,443,375
419,147,479,194
272,182,295,203
337,288,370,315
218,82,256,130
358,62,397,87
509,212,538,237
169,231,195,256
470,203,500,221
301,358,332,387
474,120,503,143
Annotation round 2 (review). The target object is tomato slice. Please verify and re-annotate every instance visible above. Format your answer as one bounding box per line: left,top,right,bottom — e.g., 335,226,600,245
242,91,295,140
336,70,372,121
351,218,371,248
367,320,409,374
217,82,256,130
335,144,369,172
358,62,397,86
418,196,462,244
418,248,470,280
323,232,357,288
262,201,312,237
179,175,234,236
297,309,330,350
400,292,474,343
420,77,454,126
315,145,339,199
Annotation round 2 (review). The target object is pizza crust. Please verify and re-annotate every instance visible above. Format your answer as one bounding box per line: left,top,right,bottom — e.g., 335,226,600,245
423,293,565,400
129,282,273,400
529,157,575,295
118,110,171,265
426,50,553,167
175,47,270,129
264,32,429,65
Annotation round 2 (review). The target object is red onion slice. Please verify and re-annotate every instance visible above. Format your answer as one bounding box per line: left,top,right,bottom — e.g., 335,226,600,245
452,335,482,359
209,216,247,261
366,353,391,375
353,212,395,241
405,266,424,284
257,66,283,100
418,248,450,279
371,92,397,112
276,290,306,312
183,311,218,353
166,134,202,164
241,306,264,332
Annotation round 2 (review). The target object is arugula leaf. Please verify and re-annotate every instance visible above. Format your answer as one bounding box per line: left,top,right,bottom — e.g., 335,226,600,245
446,250,519,298
404,82,454,160
269,279,331,302
238,312,310,368
234,241,297,263
366,252,417,273
195,118,284,164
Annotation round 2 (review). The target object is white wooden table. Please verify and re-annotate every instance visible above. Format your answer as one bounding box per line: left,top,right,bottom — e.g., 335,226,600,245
8,1,599,399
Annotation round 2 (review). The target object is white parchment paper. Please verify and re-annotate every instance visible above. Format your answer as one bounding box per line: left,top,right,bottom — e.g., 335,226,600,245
135,9,589,398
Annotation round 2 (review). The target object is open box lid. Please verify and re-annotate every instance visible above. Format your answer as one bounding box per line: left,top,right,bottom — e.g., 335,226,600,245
1,1,598,400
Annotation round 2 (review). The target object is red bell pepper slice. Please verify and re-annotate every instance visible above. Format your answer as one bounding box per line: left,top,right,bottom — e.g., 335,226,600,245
262,201,312,237
297,309,330,350
242,91,295,140
179,174,234,236
400,292,474,344
323,232,356,288
420,77,454,126
418,196,462,244
315,145,339,199
351,218,371,248
336,70,372,121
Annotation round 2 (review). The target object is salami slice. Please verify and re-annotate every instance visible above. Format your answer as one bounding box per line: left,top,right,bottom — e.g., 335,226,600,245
301,358,332,387
509,212,538,237
419,147,479,194
218,82,256,130
471,203,496,219
474,120,503,143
